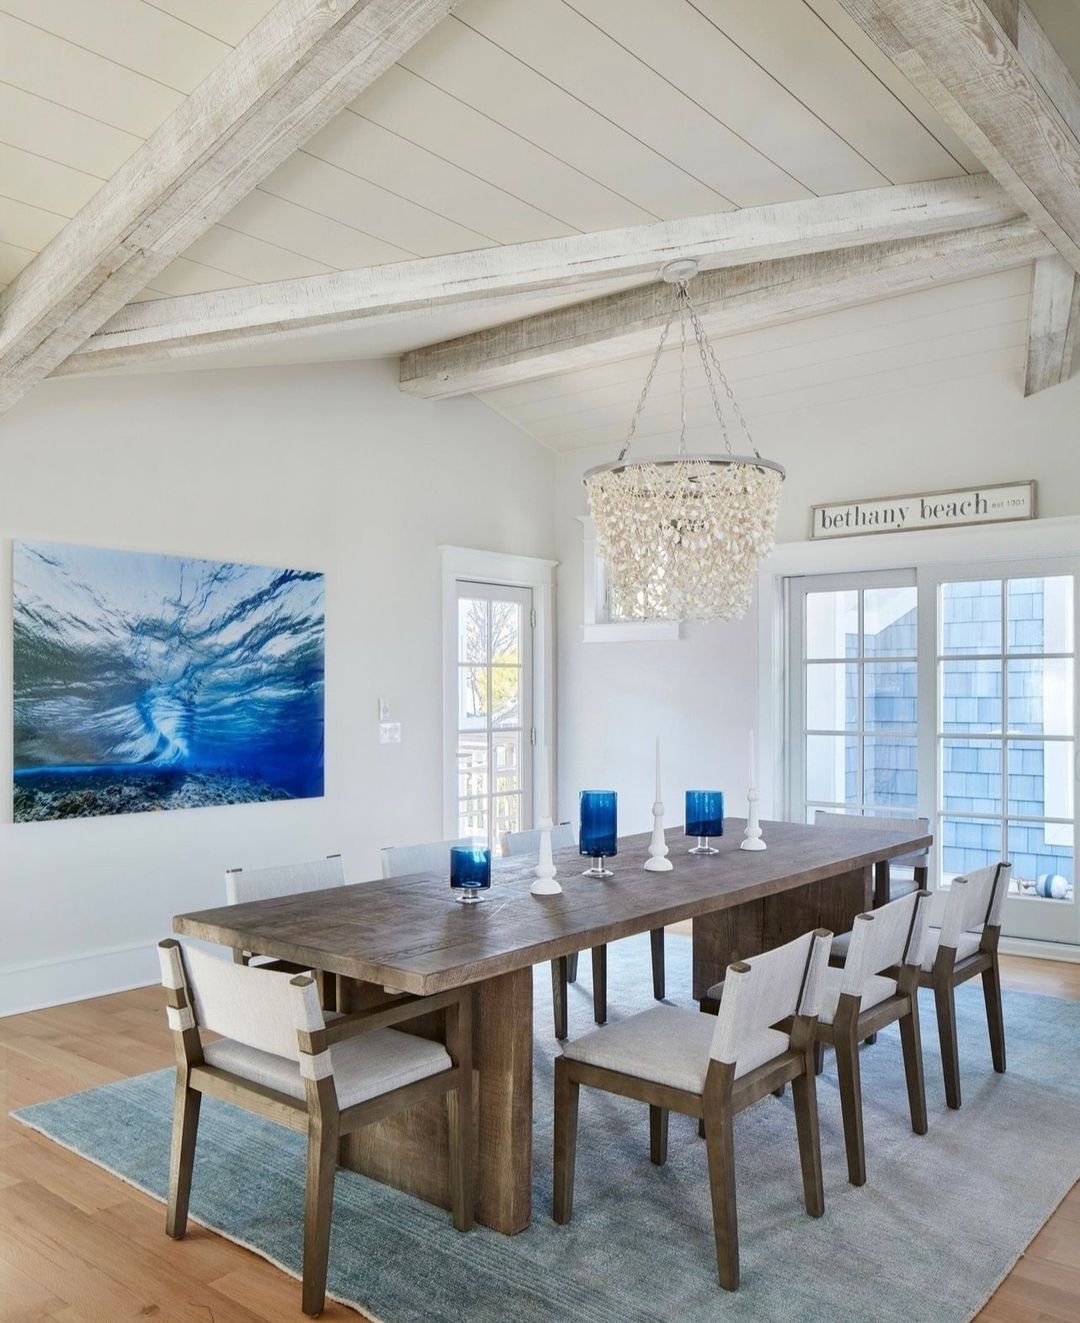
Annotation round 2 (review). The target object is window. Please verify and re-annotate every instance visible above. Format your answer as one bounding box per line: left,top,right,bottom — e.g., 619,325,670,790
454,582,533,849
792,572,918,821
787,560,1079,945
937,575,1075,903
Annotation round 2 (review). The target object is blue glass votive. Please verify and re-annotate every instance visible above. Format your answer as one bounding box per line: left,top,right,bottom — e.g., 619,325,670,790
450,846,492,904
686,790,724,855
580,790,617,877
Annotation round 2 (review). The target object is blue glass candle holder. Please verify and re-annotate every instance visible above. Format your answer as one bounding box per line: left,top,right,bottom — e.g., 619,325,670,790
579,790,617,877
686,790,724,855
450,845,492,904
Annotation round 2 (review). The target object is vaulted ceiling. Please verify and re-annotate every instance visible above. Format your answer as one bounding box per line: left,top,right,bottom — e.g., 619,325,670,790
2,0,1080,444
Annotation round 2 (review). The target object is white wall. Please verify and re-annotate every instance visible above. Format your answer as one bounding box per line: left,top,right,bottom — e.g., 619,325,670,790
555,370,1080,836
0,359,555,1014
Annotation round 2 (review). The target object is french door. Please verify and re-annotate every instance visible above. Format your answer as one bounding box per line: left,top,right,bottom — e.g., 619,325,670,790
454,581,534,850
788,560,1080,946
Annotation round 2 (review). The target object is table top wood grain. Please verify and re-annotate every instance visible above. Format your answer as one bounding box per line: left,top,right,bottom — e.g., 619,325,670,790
173,819,932,994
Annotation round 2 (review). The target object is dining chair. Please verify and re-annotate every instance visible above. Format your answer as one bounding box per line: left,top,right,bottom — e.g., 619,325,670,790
380,837,474,879
504,823,667,1037
158,939,474,1317
553,929,831,1290
224,854,346,1007
808,889,931,1186
919,861,1012,1110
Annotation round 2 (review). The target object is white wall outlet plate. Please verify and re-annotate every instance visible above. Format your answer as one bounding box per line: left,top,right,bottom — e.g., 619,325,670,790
378,698,391,721
378,721,402,745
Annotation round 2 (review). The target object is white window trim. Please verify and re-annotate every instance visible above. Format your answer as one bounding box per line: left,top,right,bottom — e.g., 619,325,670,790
579,516,680,642
757,513,1080,962
440,546,557,840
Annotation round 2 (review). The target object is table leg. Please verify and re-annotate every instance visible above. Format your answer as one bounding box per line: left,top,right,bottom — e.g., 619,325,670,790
692,866,873,1001
340,966,534,1234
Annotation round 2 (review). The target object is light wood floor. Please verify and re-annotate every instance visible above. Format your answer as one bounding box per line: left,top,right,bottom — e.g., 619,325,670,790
1,953,1077,1322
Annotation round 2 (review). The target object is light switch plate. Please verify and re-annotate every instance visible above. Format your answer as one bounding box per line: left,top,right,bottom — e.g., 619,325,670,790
378,721,402,745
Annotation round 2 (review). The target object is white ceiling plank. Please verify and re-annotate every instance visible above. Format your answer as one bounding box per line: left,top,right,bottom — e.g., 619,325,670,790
398,18,731,220
179,225,336,284
0,83,141,178
481,267,1035,408
455,0,811,206
0,196,68,252
399,220,1052,397
147,256,255,298
305,109,578,245
804,0,985,173
63,174,1018,371
0,0,460,413
836,0,1080,270
230,189,416,269
353,65,652,232
1025,253,1080,395
0,12,184,136
0,143,102,217
0,240,37,285
566,0,888,196
0,0,230,94
258,151,495,257
143,0,280,47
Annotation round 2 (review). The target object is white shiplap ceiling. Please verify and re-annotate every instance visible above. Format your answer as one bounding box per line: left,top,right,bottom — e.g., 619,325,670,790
2,0,1079,433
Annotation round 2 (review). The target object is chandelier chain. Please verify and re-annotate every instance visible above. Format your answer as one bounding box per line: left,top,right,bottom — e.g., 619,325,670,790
678,291,688,456
682,282,761,460
616,306,674,463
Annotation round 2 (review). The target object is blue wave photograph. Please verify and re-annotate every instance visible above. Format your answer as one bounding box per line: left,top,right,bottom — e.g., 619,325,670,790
13,540,325,823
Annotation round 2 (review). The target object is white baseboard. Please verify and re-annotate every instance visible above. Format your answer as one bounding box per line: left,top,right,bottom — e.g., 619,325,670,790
999,936,1080,964
0,940,160,1018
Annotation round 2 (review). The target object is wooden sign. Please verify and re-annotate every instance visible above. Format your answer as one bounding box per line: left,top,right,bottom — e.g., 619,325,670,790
810,480,1036,540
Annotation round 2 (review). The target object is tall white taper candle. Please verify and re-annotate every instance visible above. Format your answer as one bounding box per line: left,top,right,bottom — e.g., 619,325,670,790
654,735,662,803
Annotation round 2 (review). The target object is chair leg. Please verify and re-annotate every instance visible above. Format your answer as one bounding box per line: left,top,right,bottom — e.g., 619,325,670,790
814,1041,825,1077
898,996,928,1136
302,1114,339,1318
551,956,568,1041
553,1058,580,1224
934,977,962,1110
833,1027,866,1187
567,951,579,984
791,1062,825,1218
591,946,608,1025
649,1106,669,1166
447,1083,474,1232
982,956,1007,1075
166,1075,201,1239
703,1104,739,1290
650,928,665,1000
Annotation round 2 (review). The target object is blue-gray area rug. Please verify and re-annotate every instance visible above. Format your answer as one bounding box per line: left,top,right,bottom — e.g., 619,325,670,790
13,934,1080,1323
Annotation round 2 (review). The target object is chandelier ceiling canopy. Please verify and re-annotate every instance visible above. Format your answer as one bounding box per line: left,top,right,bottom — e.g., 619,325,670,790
584,262,784,623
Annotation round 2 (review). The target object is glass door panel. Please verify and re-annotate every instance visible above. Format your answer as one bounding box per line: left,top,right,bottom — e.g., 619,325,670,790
455,582,533,851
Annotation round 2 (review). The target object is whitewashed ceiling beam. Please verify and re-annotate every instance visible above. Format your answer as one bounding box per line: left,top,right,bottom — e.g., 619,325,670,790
59,173,1016,376
0,0,458,414
835,0,1080,271
398,221,1052,399
1025,254,1080,395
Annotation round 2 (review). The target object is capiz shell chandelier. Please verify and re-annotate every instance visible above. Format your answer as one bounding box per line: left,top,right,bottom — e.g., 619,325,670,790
584,261,784,622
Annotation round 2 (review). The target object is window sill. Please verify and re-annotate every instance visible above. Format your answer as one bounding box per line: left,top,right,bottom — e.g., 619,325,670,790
583,621,681,643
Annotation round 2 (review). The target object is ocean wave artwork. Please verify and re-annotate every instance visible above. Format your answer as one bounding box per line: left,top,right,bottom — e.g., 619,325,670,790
13,540,325,822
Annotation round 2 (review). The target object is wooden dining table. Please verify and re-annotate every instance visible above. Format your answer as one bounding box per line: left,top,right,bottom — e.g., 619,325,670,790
173,816,931,1235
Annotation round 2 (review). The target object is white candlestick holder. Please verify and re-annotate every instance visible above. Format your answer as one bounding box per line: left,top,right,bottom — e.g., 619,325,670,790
740,788,767,851
530,819,563,894
644,800,673,871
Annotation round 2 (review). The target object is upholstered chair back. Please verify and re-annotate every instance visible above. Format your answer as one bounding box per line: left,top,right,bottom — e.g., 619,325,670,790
380,837,475,879
839,890,931,996
225,854,345,905
502,824,576,855
813,810,930,869
709,930,831,1066
158,941,323,1061
940,862,1012,947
